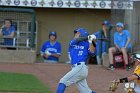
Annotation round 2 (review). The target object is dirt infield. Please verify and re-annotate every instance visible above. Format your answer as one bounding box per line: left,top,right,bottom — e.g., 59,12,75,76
0,63,133,93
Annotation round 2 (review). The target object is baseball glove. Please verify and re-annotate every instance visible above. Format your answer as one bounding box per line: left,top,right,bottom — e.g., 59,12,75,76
109,80,120,92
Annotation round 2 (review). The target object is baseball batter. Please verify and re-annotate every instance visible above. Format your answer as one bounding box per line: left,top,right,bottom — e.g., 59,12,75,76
56,28,96,93
110,53,140,93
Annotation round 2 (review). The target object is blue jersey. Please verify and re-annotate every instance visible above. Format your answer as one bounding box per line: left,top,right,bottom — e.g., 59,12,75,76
41,41,61,61
69,39,92,65
114,30,131,48
2,26,15,45
94,31,107,55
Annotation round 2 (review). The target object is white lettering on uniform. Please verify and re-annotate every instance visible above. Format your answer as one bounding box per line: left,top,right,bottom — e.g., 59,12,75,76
73,45,84,56
46,48,57,52
74,45,84,49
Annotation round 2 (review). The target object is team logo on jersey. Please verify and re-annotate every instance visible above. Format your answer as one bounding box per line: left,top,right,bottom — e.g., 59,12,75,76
99,1,106,8
83,0,89,8
74,45,84,50
66,0,72,7
31,0,37,6
74,0,81,7
6,0,12,5
117,1,123,9
23,0,29,6
57,0,63,7
14,0,20,6
91,0,97,8
47,48,57,53
49,0,55,7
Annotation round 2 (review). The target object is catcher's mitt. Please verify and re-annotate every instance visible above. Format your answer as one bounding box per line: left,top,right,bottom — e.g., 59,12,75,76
109,80,120,92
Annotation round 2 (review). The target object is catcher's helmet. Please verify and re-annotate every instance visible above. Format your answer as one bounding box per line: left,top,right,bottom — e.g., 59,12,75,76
133,53,140,62
74,28,89,37
49,31,57,38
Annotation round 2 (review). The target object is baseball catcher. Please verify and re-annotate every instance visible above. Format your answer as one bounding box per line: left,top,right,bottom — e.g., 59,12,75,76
109,53,140,93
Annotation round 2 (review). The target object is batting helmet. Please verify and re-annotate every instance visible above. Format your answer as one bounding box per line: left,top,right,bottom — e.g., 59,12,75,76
74,28,89,37
49,31,57,38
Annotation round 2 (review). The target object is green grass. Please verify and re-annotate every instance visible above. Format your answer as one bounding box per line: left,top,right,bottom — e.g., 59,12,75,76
0,72,52,93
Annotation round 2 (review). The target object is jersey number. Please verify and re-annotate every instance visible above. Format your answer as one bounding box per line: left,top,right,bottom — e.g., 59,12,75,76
78,51,83,56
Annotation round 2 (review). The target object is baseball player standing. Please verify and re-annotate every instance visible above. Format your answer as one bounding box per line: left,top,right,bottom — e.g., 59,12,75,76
40,31,61,63
56,28,96,93
94,20,111,65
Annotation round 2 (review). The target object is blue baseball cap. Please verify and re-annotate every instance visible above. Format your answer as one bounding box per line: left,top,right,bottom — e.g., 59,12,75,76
116,22,124,27
49,31,57,38
102,20,110,26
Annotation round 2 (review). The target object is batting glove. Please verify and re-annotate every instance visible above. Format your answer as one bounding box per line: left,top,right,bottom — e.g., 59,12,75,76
88,34,96,43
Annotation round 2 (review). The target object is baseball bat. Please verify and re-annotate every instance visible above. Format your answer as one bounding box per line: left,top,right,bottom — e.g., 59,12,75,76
96,38,107,40
78,37,109,41
96,38,110,42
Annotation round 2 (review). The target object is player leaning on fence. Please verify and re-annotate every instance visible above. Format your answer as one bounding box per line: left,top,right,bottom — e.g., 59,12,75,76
0,19,16,50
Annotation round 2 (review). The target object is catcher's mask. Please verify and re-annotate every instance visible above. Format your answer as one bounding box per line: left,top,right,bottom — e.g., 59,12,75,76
132,53,140,62
74,28,89,37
